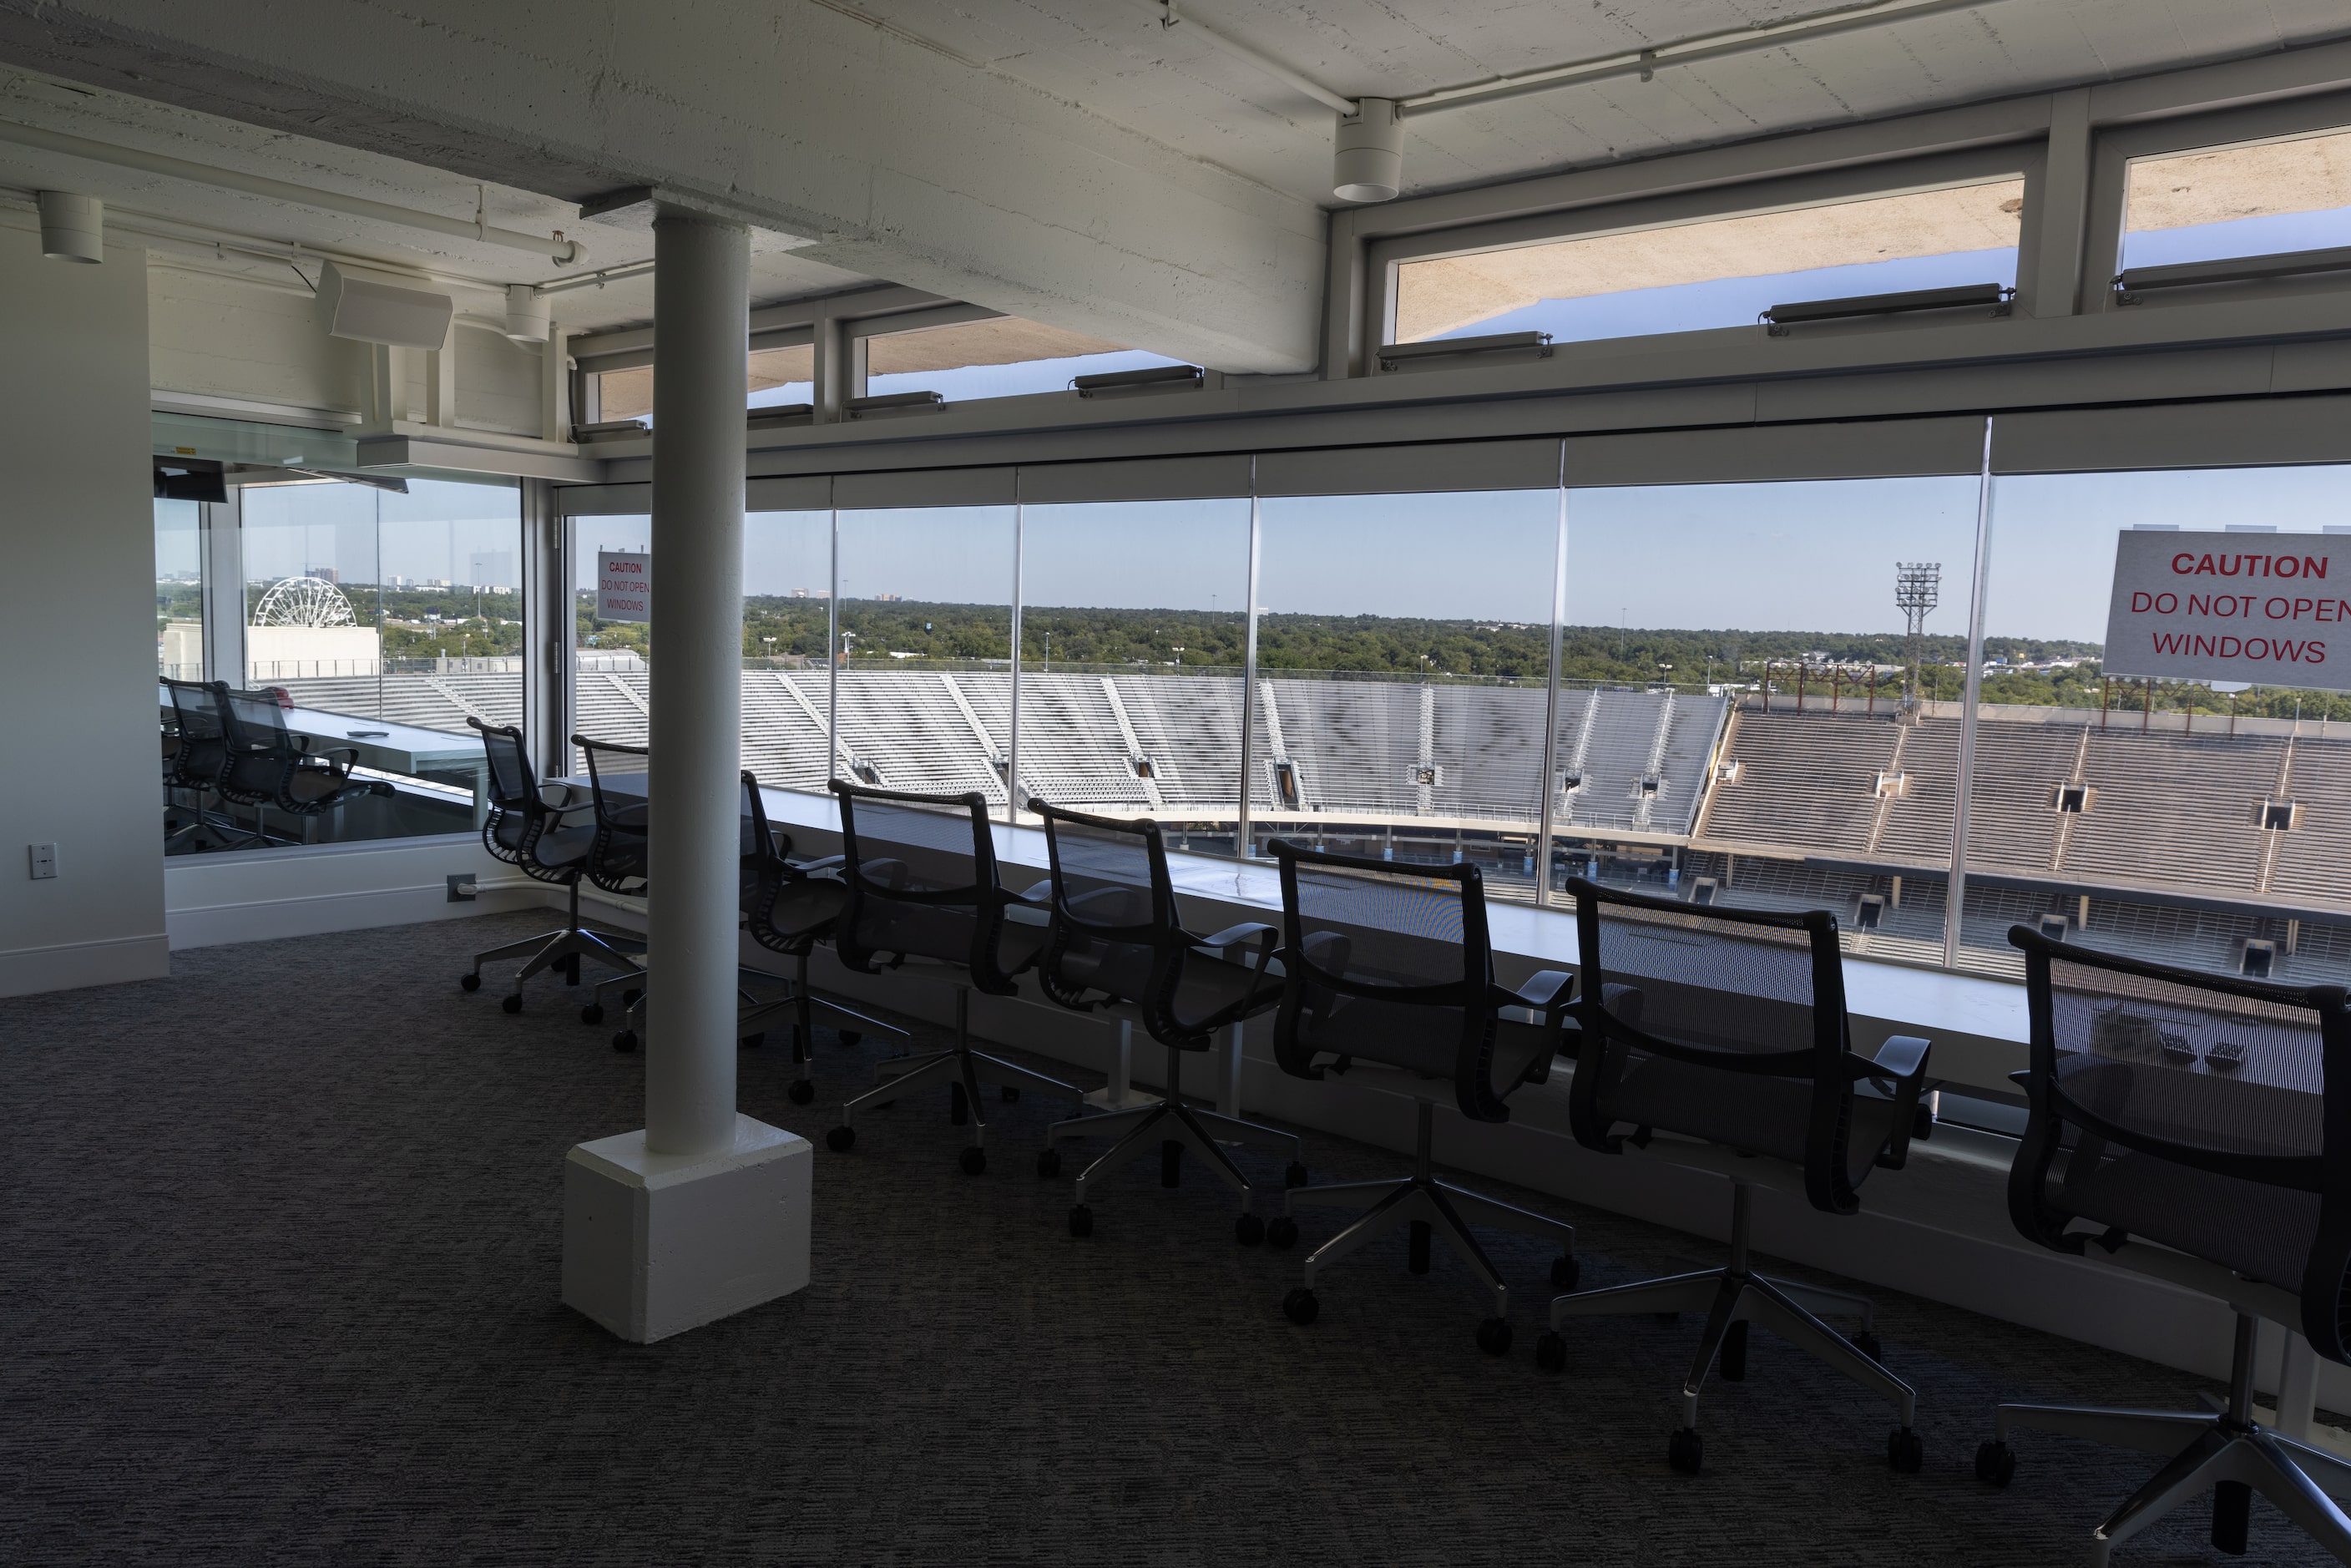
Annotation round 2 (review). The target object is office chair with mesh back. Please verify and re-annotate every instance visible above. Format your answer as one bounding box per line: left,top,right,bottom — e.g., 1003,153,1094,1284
1975,926,2351,1565
1548,876,1932,1475
162,679,238,852
822,780,1084,1176
736,771,903,1103
1267,840,1580,1354
215,683,391,848
458,718,645,1012
1029,802,1307,1245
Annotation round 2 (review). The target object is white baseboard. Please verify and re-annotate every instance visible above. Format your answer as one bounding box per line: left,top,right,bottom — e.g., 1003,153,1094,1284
0,930,170,996
166,837,544,949
168,878,543,948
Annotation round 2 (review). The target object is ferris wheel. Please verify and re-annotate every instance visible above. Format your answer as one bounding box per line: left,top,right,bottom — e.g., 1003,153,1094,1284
251,575,357,629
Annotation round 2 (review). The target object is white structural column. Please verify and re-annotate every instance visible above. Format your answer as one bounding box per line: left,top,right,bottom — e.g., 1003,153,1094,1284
646,205,749,1154
562,206,810,1343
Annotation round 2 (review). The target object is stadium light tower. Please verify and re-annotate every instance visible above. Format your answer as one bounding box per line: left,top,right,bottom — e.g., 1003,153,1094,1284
1893,561,1941,720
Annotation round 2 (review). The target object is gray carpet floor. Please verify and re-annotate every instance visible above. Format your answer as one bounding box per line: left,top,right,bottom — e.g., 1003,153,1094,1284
2,910,2339,1565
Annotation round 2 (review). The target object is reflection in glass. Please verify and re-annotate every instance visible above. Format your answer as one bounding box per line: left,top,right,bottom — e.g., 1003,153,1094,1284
1251,491,1555,898
154,498,203,679
833,507,1016,805
1014,499,1250,849
1964,466,2351,981
863,316,1187,402
1569,478,1983,959
1397,180,2024,347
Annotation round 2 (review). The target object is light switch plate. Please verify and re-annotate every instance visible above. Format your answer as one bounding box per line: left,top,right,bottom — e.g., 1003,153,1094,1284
28,842,58,879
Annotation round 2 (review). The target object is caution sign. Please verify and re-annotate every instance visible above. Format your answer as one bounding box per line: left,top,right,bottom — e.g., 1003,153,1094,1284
596,550,650,623
2104,530,2351,691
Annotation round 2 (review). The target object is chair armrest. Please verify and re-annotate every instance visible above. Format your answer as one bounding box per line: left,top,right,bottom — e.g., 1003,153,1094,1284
1861,1034,1931,1083
1198,921,1278,952
791,853,846,877
1013,879,1053,908
1862,1034,1932,1170
1503,969,1575,1012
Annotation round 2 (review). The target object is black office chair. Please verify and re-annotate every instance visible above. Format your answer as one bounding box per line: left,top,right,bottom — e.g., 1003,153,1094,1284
215,683,390,847
162,678,237,852
1549,876,1932,1475
822,780,1084,1175
1029,802,1307,1244
458,718,645,1013
1266,840,1580,1354
1975,926,2351,1564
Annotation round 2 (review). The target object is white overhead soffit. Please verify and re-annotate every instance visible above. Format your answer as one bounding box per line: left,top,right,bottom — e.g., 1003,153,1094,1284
1254,439,1560,496
1568,417,1988,487
1991,397,2351,474
1015,455,1251,505
832,467,1017,510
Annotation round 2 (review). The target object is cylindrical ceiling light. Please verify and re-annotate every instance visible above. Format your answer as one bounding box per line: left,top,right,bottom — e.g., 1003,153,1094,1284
503,282,550,342
1332,99,1403,204
38,191,103,262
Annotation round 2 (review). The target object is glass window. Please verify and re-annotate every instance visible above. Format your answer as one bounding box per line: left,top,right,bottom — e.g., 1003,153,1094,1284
589,340,814,425
1960,464,2351,980
1014,499,1251,849
571,513,653,749
2122,126,2351,273
155,498,204,679
1394,179,2024,346
742,511,835,791
832,507,1016,801
1572,478,1984,959
174,474,523,848
1250,490,1556,898
862,316,1187,402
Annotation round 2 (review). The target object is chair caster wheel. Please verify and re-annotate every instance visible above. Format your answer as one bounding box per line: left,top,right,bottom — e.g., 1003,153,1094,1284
500,994,523,1014
1550,1254,1580,1290
1974,1439,2015,1487
1282,1287,1318,1326
1668,1428,1703,1474
787,1079,816,1105
580,1002,604,1025
1068,1203,1093,1238
620,988,642,1009
825,1125,855,1153
1000,1085,1019,1103
838,1030,862,1046
1888,1427,1923,1474
1036,1148,1061,1179
1850,1329,1883,1363
459,973,482,993
612,1030,638,1053
1236,1212,1265,1246
1534,1330,1565,1373
1476,1318,1513,1357
741,1032,764,1050
1285,1161,1310,1189
958,1146,987,1176
1266,1215,1298,1250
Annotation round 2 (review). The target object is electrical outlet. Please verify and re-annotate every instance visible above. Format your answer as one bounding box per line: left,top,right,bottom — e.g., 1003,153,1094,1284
447,873,478,903
28,843,58,880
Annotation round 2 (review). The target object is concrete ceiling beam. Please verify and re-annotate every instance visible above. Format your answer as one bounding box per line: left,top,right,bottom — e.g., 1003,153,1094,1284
0,0,1325,372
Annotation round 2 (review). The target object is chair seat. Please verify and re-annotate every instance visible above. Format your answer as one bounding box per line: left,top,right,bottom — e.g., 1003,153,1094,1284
2065,1149,2318,1292
531,824,595,872
754,878,847,946
1304,999,1555,1098
285,766,355,805
1607,1055,1898,1190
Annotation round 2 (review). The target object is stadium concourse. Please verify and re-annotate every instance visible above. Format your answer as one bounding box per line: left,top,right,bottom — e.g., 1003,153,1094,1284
270,663,2351,982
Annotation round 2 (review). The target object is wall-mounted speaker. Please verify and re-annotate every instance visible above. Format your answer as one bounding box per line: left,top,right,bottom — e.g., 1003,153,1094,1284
318,260,453,351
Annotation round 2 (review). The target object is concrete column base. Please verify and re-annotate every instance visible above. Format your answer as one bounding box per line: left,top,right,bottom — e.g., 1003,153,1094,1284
562,1114,810,1343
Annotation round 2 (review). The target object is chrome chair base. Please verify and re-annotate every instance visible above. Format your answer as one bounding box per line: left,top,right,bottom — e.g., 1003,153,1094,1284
467,879,644,1004
830,986,1081,1160
1048,1041,1301,1218
1547,1178,1914,1447
1987,1313,2351,1565
1285,1098,1575,1321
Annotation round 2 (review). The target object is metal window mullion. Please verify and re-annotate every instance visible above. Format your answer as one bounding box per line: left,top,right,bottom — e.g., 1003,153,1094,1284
1236,460,1262,861
827,503,841,786
1534,442,1568,906
1006,494,1024,827
1944,415,1996,970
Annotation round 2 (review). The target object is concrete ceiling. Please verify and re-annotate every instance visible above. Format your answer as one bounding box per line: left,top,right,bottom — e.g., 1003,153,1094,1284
0,2,2342,367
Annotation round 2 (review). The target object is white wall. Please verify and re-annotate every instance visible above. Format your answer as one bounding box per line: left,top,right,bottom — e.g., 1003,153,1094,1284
0,219,168,994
